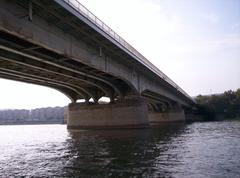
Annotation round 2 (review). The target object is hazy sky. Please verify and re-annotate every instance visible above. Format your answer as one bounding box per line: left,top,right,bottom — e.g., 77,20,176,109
0,0,240,109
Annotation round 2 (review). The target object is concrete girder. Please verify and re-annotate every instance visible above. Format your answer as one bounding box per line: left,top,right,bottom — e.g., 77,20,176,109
141,84,189,107
151,103,160,112
32,0,122,61
0,29,123,98
0,65,93,101
21,46,124,98
0,30,123,98
0,72,79,102
141,90,171,105
1,56,105,100
0,52,103,99
145,99,169,112
0,45,113,97
0,58,97,100
112,75,139,96
142,94,170,106
0,2,129,98
147,103,155,111
0,45,117,98
0,69,86,101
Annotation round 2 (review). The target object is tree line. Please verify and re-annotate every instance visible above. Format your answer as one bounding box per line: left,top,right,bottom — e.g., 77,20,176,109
0,106,65,124
195,88,240,120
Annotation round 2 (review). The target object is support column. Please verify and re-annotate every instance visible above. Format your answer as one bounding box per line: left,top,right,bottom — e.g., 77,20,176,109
67,96,149,129
148,108,185,125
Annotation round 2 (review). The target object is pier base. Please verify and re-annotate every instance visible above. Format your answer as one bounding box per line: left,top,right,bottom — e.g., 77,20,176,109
67,97,149,129
148,109,185,125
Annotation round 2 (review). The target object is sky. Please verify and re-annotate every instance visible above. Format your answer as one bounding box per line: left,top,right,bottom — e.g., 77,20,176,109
0,0,240,109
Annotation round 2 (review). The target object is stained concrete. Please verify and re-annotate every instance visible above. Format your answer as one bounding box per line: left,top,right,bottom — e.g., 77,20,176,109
63,107,69,124
67,97,149,129
185,113,203,122
148,109,185,125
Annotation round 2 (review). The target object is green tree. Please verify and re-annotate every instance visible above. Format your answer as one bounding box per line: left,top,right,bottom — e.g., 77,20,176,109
195,88,240,120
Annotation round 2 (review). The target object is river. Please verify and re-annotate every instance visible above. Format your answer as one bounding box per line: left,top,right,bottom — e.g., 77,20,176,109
0,121,239,177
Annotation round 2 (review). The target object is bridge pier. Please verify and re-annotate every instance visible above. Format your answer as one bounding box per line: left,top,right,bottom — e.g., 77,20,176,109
148,107,185,125
63,107,69,124
66,96,149,129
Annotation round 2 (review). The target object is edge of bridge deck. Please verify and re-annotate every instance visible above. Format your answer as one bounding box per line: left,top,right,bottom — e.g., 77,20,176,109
54,0,194,103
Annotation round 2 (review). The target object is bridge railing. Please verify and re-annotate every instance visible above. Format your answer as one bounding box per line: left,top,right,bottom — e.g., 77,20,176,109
63,0,192,100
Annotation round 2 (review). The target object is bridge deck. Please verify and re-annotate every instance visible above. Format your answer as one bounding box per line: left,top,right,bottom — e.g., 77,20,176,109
0,0,194,106
57,0,192,100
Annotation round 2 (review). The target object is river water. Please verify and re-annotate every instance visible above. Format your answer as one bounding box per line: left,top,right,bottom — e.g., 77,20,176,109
0,121,239,178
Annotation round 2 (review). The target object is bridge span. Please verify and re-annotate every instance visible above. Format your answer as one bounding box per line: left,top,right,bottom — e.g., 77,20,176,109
0,0,196,129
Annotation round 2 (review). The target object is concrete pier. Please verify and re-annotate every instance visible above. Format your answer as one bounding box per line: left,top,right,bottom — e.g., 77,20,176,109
148,109,185,125
63,107,69,124
67,97,149,129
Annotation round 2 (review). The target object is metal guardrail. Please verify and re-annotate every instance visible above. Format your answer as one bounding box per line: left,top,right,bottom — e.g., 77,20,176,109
63,0,192,100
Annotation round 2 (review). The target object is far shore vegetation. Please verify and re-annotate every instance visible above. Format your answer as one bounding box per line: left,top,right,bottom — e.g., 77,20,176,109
195,88,240,121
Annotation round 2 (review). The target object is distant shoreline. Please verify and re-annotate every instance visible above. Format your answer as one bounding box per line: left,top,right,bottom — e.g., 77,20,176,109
0,121,65,126
0,106,65,125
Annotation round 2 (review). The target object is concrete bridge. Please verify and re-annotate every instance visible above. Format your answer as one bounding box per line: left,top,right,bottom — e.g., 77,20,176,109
0,0,196,129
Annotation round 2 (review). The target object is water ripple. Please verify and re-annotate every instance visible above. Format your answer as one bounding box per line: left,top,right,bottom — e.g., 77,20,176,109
0,121,240,177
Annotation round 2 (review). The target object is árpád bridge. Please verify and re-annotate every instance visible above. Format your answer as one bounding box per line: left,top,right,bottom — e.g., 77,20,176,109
0,0,196,129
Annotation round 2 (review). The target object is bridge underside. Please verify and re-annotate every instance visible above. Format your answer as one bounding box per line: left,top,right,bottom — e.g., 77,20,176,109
0,30,135,103
0,0,196,128
0,30,187,128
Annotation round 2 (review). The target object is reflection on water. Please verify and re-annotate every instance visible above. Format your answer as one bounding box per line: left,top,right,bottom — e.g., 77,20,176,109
0,121,240,177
